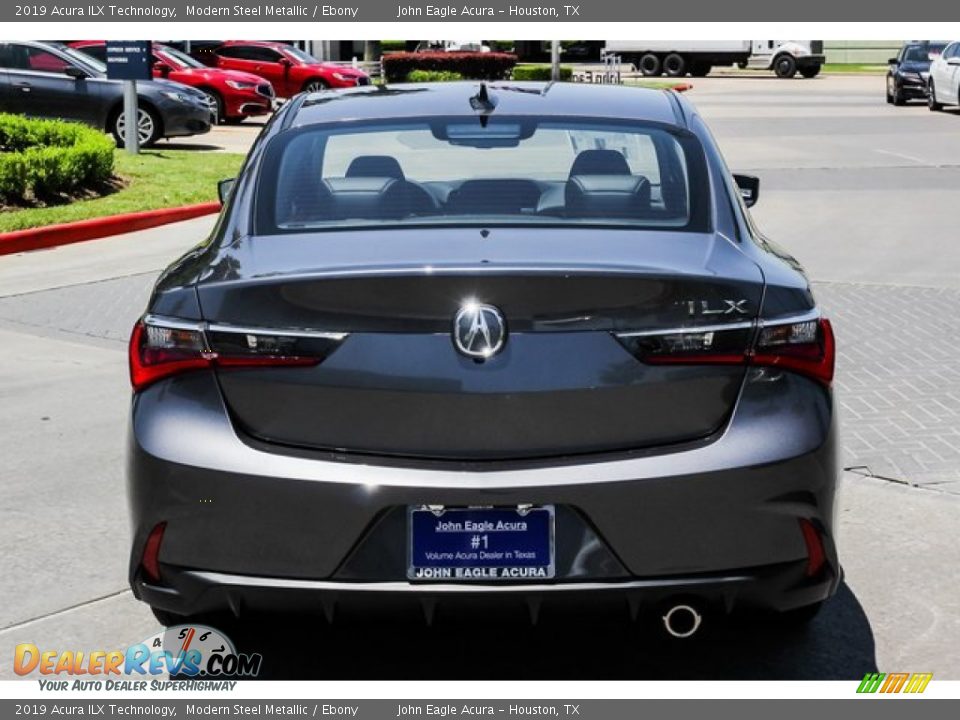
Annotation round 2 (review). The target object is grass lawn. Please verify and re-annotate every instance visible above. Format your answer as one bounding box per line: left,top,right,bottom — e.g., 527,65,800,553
622,79,692,90
0,149,245,233
820,64,888,75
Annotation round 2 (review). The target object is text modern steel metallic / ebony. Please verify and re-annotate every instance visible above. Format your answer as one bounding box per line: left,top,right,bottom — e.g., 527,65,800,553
127,81,840,634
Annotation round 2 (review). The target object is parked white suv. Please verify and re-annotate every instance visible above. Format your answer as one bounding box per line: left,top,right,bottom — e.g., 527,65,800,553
928,40,960,111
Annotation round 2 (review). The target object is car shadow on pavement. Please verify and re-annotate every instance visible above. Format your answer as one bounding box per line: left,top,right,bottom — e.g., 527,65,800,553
214,581,875,680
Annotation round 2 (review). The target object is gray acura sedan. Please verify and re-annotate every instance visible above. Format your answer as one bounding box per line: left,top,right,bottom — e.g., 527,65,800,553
128,82,839,637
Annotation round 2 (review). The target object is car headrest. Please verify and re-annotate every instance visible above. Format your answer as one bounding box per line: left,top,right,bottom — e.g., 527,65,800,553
568,149,631,178
346,155,406,180
565,175,652,218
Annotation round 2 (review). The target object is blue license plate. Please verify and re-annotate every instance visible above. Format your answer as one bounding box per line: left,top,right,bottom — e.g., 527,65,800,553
408,506,555,581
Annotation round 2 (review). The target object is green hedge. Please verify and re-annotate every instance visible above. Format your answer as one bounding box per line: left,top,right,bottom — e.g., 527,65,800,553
0,114,114,201
380,40,408,53
383,52,517,83
512,64,574,81
406,69,465,83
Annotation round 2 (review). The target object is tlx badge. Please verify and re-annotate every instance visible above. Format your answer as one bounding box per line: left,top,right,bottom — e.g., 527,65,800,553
686,299,750,316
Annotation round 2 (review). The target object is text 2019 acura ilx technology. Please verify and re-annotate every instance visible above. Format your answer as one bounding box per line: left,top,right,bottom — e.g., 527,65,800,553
127,82,840,637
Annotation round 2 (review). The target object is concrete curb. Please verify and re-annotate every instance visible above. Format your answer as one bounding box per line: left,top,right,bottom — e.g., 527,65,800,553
0,201,221,256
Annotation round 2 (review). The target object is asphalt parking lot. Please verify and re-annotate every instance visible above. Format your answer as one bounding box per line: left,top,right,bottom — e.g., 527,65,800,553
1,74,959,680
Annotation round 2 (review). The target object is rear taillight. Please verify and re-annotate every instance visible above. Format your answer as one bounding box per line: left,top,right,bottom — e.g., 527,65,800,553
129,315,346,392
798,518,827,578
616,314,835,387
754,317,835,387
141,521,167,583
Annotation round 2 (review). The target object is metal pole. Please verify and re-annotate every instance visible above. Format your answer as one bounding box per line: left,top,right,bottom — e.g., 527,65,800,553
123,79,139,155
550,40,561,81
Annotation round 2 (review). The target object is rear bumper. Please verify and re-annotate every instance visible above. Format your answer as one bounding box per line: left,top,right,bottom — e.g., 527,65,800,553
137,559,840,620
127,368,840,618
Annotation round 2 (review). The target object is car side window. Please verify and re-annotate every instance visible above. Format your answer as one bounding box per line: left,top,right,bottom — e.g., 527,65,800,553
3,45,70,73
247,47,283,63
80,45,107,63
218,46,250,60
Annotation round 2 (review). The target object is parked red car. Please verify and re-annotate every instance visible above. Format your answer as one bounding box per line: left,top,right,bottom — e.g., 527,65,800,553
69,41,275,124
200,41,371,98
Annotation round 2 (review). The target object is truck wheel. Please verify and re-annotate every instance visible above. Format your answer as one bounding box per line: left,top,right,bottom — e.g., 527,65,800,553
774,55,798,79
799,64,821,79
690,61,712,77
638,54,661,77
663,53,687,77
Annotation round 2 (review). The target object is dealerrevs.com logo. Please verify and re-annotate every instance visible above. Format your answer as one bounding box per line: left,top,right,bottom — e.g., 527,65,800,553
857,672,933,694
14,625,262,685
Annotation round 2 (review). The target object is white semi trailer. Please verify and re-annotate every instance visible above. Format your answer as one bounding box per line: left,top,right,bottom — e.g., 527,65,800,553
602,40,825,79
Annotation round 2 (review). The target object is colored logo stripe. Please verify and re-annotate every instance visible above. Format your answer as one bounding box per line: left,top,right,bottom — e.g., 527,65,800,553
858,672,932,694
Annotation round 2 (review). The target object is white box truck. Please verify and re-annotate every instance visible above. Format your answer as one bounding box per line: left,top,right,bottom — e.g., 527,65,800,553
602,40,825,79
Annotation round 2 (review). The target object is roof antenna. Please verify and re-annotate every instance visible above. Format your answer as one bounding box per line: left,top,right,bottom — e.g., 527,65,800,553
470,82,498,113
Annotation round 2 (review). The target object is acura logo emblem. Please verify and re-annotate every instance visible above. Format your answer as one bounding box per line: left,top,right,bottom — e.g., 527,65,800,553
453,302,506,359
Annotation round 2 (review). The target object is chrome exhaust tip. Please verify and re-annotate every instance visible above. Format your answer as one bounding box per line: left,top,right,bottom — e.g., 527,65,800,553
662,603,703,638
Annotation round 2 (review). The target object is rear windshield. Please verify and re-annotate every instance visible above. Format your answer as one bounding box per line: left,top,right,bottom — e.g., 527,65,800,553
255,116,711,233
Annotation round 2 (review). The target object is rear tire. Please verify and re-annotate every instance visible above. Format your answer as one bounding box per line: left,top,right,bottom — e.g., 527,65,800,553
799,64,821,79
151,607,189,627
928,81,943,111
775,601,824,626
151,606,238,630
774,54,798,79
663,53,687,78
638,53,661,77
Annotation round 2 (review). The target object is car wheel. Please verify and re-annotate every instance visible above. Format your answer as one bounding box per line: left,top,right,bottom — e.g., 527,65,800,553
638,53,661,77
111,105,161,148
886,78,894,104
928,81,943,111
200,89,224,124
151,607,189,627
151,606,237,630
774,601,824,627
799,64,820,79
662,53,686,77
893,84,906,106
774,55,798,79
690,61,711,77
302,78,330,93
